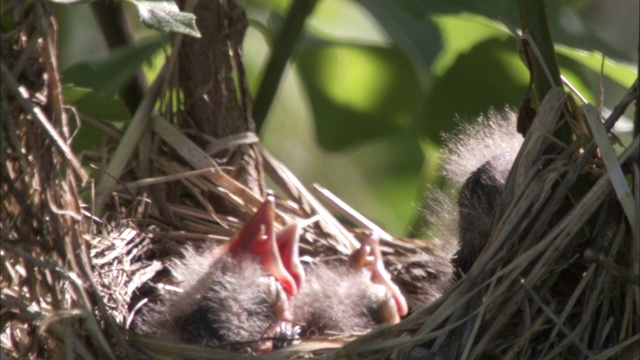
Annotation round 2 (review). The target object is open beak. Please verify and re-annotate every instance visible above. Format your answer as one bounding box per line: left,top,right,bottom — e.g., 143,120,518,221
225,196,299,297
225,197,306,353
349,234,408,324
276,223,305,293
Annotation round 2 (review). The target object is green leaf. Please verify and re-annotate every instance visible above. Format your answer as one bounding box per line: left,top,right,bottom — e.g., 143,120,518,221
355,0,441,80
70,121,110,154
48,0,95,4
392,0,521,21
63,85,131,122
63,86,130,153
556,45,637,89
430,13,512,76
305,0,388,45
132,0,201,37
408,13,525,142
314,131,425,235
296,44,421,151
556,56,596,104
421,37,529,142
62,40,164,95
348,131,425,234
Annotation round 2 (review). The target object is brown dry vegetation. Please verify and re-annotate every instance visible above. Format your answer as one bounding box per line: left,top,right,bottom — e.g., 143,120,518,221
2,1,638,359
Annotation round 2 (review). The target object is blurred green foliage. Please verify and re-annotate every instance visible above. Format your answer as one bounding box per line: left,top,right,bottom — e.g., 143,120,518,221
51,0,637,236
297,44,421,150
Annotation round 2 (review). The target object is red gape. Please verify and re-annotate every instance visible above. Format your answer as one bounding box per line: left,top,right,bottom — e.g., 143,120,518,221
225,196,301,297
276,223,305,293
228,196,409,328
349,234,409,324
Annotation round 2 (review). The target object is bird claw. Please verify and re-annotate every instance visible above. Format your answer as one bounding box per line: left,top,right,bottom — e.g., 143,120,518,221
272,322,301,350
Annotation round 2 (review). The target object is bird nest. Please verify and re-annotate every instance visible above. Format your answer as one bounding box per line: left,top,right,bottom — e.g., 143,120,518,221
2,3,638,360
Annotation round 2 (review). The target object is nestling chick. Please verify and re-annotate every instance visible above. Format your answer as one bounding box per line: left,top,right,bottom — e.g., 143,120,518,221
436,109,523,276
294,235,409,336
133,197,302,354
134,195,413,353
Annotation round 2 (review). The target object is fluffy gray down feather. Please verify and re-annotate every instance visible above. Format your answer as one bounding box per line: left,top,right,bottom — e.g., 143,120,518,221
133,249,283,353
426,109,523,277
294,262,387,336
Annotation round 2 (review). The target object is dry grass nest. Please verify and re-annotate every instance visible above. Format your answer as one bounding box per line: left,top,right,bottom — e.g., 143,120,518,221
2,4,639,360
